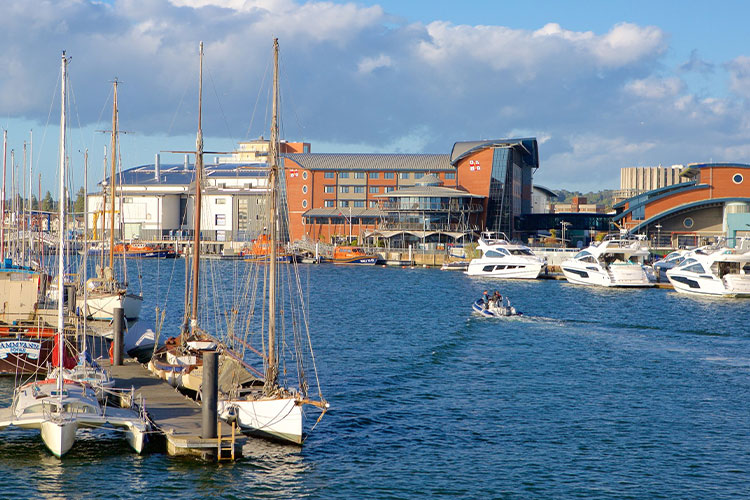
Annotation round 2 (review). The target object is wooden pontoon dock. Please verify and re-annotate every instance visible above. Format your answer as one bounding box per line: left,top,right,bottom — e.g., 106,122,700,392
105,359,243,460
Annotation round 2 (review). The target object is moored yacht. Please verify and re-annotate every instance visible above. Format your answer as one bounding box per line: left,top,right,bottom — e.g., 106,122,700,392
666,247,750,297
560,236,654,287
465,232,545,279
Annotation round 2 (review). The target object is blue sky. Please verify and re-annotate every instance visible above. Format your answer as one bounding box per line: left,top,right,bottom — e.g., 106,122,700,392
2,0,750,197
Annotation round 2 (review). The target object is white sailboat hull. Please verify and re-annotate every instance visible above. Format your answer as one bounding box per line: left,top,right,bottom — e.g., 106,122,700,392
219,397,303,444
86,293,143,320
41,420,78,457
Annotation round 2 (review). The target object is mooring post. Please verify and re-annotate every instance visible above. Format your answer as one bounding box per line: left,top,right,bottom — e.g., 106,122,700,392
113,307,124,366
65,284,76,314
202,350,218,440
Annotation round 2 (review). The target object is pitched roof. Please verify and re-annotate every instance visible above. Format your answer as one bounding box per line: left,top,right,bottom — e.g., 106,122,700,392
284,153,453,171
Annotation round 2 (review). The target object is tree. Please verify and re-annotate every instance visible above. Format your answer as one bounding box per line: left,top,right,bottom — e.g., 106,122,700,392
73,187,85,213
41,191,54,212
31,194,38,210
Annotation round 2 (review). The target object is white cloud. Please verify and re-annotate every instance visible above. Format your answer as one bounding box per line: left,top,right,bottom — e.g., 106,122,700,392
727,55,750,99
625,77,683,99
357,54,392,75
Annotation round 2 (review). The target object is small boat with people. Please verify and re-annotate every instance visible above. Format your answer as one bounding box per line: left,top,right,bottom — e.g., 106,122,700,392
472,290,522,317
465,232,545,279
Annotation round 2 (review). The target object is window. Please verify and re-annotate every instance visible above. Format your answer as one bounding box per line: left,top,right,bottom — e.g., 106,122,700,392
214,198,226,204
302,199,308,208
684,262,706,274
370,172,379,179
324,172,334,179
302,171,308,180
340,186,350,193
384,172,394,179
215,214,226,226
369,200,378,208
302,185,308,194
354,186,365,193
324,200,335,207
733,173,744,184
123,197,133,203
369,186,379,194
445,172,456,179
385,186,395,192
324,185,335,193
354,172,365,179
354,200,365,207
339,200,350,208
399,172,410,179
339,172,350,179
414,172,424,179
683,217,694,229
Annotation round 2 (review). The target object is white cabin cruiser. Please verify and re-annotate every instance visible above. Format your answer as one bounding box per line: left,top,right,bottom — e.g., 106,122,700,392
666,247,750,297
561,237,654,287
466,232,545,279
653,249,691,282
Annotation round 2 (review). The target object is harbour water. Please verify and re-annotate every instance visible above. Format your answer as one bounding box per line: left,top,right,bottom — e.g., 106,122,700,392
1,260,749,498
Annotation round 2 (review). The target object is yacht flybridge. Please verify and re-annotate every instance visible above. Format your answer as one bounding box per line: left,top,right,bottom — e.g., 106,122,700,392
666,246,750,297
560,236,654,287
465,232,546,279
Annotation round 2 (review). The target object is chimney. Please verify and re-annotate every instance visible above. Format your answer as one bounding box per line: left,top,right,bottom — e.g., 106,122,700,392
154,153,161,182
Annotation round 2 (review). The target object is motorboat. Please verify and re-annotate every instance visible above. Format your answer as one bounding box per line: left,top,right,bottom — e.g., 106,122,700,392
465,232,545,279
666,246,750,297
328,246,378,265
441,260,469,271
472,297,521,317
652,249,691,282
560,236,654,287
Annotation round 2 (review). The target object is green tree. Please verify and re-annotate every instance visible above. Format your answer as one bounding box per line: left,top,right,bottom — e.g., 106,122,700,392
73,187,85,213
41,191,54,212
31,194,38,210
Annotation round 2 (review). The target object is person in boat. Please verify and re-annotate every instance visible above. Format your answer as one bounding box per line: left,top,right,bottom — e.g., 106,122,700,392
483,290,490,309
493,290,502,306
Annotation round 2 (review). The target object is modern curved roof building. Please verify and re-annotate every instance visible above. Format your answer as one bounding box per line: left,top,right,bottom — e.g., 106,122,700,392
613,163,750,246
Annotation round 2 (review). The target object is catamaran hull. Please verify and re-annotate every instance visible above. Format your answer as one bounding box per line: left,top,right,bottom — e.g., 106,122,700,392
41,420,78,457
85,293,143,320
219,397,303,445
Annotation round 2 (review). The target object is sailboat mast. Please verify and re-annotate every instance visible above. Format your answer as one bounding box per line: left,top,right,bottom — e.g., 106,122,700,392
57,51,68,391
1,130,6,262
265,38,280,394
109,79,118,270
190,41,204,334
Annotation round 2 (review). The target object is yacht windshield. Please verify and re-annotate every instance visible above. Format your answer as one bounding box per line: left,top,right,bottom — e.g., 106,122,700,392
509,249,533,256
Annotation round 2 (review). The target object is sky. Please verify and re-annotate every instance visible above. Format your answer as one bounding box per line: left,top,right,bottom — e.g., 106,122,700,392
2,0,750,197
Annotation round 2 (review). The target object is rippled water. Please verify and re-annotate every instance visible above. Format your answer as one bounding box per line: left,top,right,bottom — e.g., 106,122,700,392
2,261,750,499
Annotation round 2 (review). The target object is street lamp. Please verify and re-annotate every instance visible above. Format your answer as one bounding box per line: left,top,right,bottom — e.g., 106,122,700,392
655,224,662,249
561,221,571,248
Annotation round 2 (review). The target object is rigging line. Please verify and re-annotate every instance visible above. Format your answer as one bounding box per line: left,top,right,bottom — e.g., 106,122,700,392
206,66,236,151
166,76,191,137
278,52,306,137
244,51,273,142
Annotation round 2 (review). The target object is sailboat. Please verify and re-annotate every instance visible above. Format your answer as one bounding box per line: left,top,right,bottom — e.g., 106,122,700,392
83,79,143,321
148,42,257,394
0,52,148,457
218,38,328,445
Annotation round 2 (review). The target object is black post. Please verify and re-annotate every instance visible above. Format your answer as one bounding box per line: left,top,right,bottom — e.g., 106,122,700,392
65,284,76,314
202,350,218,440
113,307,124,366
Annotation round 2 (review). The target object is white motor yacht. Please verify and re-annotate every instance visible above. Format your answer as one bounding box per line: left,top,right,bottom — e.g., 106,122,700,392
561,236,654,287
465,232,545,279
653,249,691,282
666,247,750,297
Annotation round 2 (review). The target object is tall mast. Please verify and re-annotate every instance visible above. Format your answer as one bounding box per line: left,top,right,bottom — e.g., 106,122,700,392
108,79,118,271
82,149,89,358
190,41,204,335
22,142,27,267
265,37,280,394
57,51,68,391
1,130,6,261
